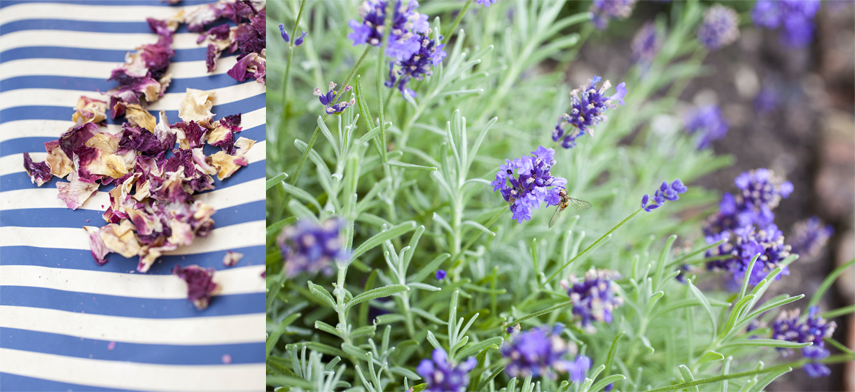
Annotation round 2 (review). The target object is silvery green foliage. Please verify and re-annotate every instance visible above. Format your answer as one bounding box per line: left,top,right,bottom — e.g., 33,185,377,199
267,0,853,391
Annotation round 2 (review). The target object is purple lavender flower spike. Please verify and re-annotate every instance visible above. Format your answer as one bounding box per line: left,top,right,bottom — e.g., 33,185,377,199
501,324,582,380
752,0,821,48
770,306,837,377
704,168,792,235
641,179,687,212
590,0,637,30
278,218,350,278
698,4,740,50
631,22,662,67
770,306,836,356
314,82,355,114
475,0,497,6
561,269,624,331
348,0,430,60
734,168,793,211
554,76,627,148
385,30,446,97
417,348,477,392
684,106,729,149
789,216,834,259
491,147,567,223
701,172,796,288
706,224,792,287
279,23,289,42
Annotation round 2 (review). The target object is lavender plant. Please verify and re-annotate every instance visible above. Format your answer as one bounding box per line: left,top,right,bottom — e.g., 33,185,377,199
267,1,853,391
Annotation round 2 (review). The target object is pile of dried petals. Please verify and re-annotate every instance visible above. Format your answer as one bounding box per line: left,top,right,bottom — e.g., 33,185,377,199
22,2,262,310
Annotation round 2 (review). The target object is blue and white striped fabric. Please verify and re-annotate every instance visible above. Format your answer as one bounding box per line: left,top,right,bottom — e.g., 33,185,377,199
0,1,265,390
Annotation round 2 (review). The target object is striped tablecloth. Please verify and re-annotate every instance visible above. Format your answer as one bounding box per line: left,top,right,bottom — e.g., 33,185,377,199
0,1,265,390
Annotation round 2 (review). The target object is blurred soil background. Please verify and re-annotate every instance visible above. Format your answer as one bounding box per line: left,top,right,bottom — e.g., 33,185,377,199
563,1,854,390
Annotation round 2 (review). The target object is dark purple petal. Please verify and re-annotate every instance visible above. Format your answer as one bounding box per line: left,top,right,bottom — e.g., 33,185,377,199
23,152,53,187
172,264,219,310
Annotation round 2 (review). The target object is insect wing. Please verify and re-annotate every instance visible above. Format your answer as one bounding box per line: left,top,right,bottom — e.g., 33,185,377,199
567,197,592,211
548,205,564,228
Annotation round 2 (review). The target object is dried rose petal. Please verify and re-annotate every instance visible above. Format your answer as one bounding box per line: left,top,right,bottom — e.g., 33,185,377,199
100,220,141,258
172,264,220,310
72,96,108,125
59,122,97,159
23,152,52,187
223,251,243,267
44,140,73,178
226,52,265,85
219,113,242,132
174,121,208,149
178,89,215,127
57,178,99,210
84,226,111,265
140,242,178,273
125,104,157,131
209,151,248,180
207,124,236,154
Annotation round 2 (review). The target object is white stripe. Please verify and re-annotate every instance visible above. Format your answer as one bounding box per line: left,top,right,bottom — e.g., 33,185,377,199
0,265,265,298
1,138,266,178
0,31,220,52
0,4,202,25
0,176,264,213
0,121,122,142
0,84,265,112
1,349,264,391
0,56,240,79
0,220,264,252
0,307,264,345
0,107,265,144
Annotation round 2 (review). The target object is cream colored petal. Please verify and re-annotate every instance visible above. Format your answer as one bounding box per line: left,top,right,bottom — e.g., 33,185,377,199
125,104,157,132
209,151,247,180
178,88,215,127
85,151,129,179
100,220,141,259
207,125,230,145
234,137,256,154
72,96,108,124
85,133,120,154
45,142,73,179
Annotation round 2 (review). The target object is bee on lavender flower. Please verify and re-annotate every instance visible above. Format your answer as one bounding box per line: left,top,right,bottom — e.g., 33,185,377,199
549,188,592,228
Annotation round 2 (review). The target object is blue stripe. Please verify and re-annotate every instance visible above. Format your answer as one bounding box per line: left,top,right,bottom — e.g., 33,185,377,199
0,0,215,8
0,286,265,318
1,328,264,365
0,45,213,63
0,200,264,229
0,71,258,94
0,245,265,274
0,373,142,392
0,159,264,196
0,19,234,35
